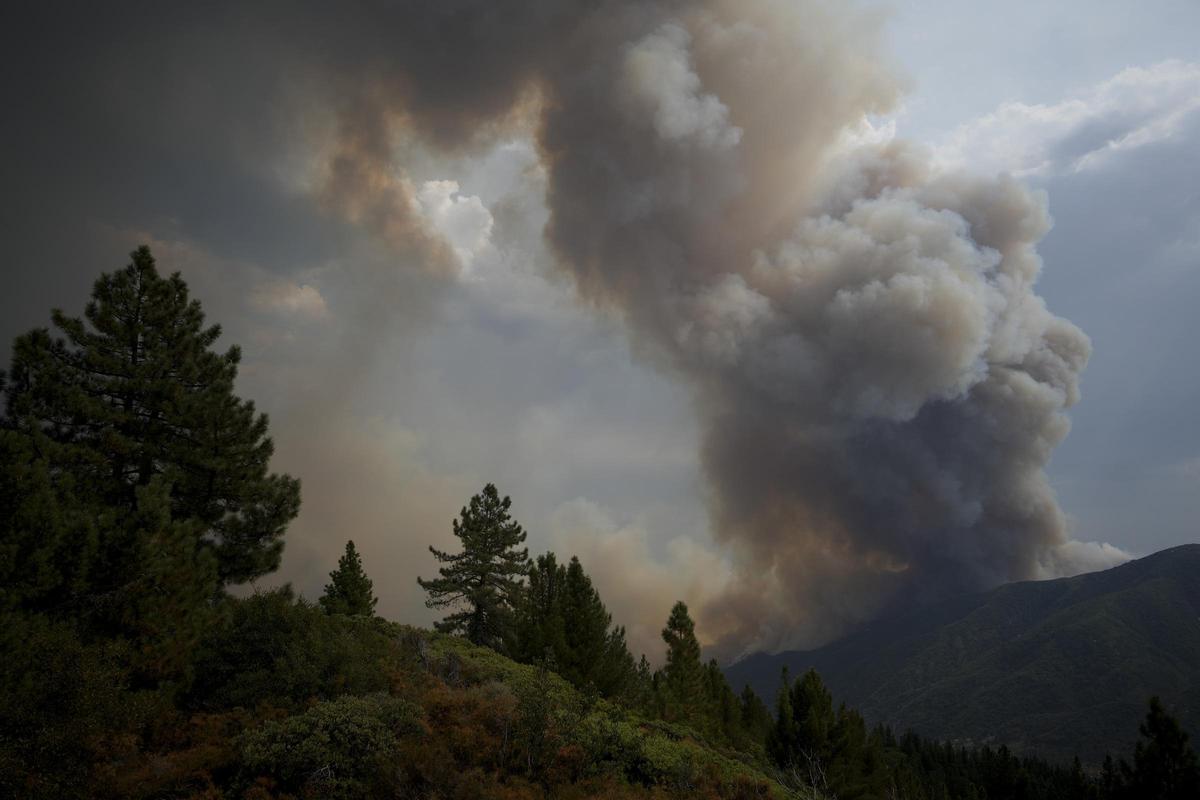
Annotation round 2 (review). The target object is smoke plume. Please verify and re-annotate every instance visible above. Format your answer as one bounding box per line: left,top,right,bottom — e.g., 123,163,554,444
259,0,1107,654
6,0,1116,655
528,0,1100,654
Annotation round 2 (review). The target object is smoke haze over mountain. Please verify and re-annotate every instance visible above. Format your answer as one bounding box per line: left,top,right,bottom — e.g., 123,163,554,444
5,0,1175,659
525,0,1115,655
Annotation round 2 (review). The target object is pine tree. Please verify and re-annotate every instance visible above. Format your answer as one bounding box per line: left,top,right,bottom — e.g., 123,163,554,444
0,426,97,615
600,624,637,701
828,704,883,799
513,552,636,698
3,246,300,586
560,557,609,681
513,552,568,664
704,658,742,744
739,684,772,744
1117,696,1200,800
319,540,377,616
111,478,219,685
660,600,704,726
1100,754,1122,798
417,483,529,650
558,556,635,697
791,668,836,759
0,421,218,685
768,667,799,767
511,551,638,695
768,667,839,792
632,654,655,713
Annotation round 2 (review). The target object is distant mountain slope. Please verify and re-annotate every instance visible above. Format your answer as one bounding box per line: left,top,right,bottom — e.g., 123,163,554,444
726,544,1200,763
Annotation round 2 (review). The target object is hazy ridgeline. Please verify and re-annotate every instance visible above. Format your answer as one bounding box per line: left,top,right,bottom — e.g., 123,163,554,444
2,253,1196,798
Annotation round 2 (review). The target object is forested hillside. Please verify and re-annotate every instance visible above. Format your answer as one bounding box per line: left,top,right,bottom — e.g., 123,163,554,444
727,545,1200,764
2,250,1198,799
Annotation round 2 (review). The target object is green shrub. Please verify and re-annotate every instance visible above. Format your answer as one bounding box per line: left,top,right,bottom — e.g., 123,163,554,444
239,693,421,799
0,612,133,799
188,589,397,710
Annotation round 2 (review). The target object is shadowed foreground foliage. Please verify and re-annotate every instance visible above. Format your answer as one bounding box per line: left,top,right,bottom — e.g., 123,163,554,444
3,250,1197,799
3,587,1193,799
0,591,798,799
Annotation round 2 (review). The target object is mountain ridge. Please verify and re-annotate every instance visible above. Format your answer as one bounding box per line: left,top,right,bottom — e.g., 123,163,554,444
725,543,1200,763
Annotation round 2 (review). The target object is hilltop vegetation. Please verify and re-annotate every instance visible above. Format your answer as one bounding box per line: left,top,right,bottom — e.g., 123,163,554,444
2,581,798,798
1,249,1198,799
0,249,785,798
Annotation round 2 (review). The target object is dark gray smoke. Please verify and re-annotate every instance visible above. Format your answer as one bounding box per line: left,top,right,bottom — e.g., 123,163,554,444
526,0,1107,654
4,0,1118,655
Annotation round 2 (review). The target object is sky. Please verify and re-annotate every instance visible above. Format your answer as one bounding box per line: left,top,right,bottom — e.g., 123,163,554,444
1,0,1197,663
887,1,1200,557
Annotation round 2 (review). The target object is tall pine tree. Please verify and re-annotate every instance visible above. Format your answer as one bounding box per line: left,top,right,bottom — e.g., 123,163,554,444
3,246,300,586
512,552,568,664
319,540,377,616
660,601,704,726
418,483,529,650
768,667,839,791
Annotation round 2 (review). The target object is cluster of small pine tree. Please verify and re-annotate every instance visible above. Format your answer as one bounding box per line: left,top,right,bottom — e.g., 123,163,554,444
413,450,1200,800
412,482,772,750
763,667,1200,800
510,552,636,698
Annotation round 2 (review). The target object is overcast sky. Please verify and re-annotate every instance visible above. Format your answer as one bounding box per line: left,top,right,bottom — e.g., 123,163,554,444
1,0,1197,662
